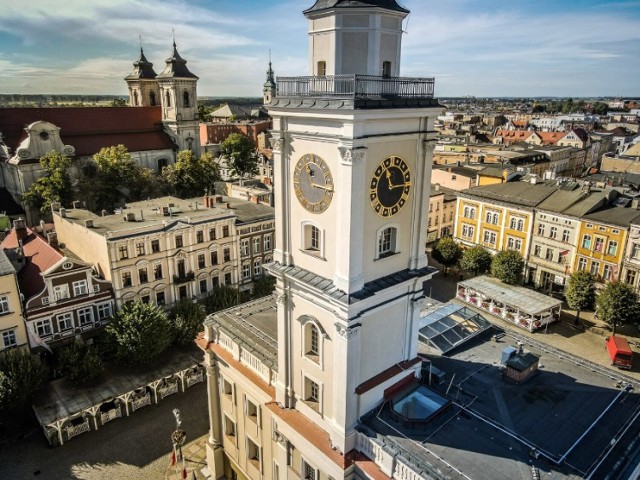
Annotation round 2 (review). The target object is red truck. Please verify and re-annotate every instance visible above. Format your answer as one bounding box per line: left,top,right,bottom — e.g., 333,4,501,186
606,336,634,370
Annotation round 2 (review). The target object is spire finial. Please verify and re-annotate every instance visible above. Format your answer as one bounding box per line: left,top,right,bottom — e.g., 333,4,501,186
172,28,176,48
139,34,143,52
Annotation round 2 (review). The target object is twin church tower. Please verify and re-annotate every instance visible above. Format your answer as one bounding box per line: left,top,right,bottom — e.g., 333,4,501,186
124,42,200,154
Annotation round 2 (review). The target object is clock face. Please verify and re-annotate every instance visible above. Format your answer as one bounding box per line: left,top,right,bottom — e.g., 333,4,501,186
370,156,411,217
293,154,334,213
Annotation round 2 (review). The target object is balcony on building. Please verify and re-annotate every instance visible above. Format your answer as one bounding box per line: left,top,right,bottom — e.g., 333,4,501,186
273,74,438,109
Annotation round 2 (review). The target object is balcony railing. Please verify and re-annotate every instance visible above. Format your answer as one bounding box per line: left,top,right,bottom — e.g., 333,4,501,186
173,271,195,284
276,74,435,100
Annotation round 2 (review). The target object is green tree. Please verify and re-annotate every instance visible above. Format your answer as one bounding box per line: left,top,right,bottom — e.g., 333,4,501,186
565,271,596,325
169,299,206,346
491,250,525,285
0,349,48,414
56,342,103,384
431,237,462,275
106,302,172,365
110,98,127,107
162,150,220,198
596,281,640,335
592,102,609,115
252,275,276,299
22,151,73,216
198,104,212,122
204,285,241,314
459,246,492,276
220,133,258,185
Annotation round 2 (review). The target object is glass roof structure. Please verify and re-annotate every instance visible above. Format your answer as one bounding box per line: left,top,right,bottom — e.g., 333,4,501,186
418,302,492,354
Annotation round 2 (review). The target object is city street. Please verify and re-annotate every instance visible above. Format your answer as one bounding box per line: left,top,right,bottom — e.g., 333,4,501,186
0,382,209,480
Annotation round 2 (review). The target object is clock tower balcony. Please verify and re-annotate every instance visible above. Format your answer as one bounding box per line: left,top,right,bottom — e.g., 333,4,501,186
273,74,437,109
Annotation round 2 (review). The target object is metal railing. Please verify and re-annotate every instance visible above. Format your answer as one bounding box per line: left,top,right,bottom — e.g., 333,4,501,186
276,74,435,99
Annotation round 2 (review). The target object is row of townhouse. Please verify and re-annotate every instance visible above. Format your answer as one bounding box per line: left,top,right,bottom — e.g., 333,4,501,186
454,179,640,293
52,195,275,310
1,219,115,352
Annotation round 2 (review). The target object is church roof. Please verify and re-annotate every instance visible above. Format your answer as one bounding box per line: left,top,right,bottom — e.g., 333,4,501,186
157,42,198,79
304,0,409,14
124,48,157,80
0,107,175,161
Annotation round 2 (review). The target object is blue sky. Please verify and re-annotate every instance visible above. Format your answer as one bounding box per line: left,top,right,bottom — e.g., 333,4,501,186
0,0,639,97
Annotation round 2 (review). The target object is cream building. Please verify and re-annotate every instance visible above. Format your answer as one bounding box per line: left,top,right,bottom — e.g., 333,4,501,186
198,1,441,480
52,195,274,309
0,248,28,351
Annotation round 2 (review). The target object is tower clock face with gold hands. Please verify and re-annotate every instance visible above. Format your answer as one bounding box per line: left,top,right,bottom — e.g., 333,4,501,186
293,154,334,213
370,156,411,217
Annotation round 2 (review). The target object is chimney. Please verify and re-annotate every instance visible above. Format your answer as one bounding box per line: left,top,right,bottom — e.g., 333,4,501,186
51,201,61,212
84,219,94,228
140,210,144,221
39,220,46,233
435,183,440,191
72,200,80,209
101,210,107,217
13,218,27,242
47,232,58,248
60,208,67,218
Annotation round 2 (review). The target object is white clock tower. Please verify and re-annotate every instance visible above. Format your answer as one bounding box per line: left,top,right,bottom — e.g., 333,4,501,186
266,0,441,454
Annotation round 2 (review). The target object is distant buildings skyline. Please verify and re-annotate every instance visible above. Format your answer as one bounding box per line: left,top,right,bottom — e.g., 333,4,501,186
0,0,639,98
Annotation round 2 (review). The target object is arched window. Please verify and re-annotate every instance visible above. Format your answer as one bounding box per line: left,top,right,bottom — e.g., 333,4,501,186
165,90,171,107
183,91,190,107
299,316,326,364
133,91,139,106
150,91,156,106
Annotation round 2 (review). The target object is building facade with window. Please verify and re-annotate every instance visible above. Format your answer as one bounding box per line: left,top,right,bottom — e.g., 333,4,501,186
426,184,456,244
455,181,557,258
0,248,28,351
53,196,274,308
236,208,275,292
622,220,640,291
1,220,114,351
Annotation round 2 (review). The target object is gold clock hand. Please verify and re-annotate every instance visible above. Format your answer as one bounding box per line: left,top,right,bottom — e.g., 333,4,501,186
384,167,395,189
390,182,412,189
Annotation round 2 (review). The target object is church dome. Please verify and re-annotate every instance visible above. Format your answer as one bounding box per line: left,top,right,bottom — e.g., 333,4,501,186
125,48,157,80
157,42,199,79
304,0,409,14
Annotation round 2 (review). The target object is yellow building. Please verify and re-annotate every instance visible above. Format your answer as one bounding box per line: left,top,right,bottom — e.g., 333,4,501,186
455,181,557,258
574,207,640,284
0,249,28,351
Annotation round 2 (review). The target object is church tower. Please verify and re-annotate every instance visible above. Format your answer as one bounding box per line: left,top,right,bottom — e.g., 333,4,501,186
157,41,200,155
124,47,160,107
263,55,276,105
266,0,440,454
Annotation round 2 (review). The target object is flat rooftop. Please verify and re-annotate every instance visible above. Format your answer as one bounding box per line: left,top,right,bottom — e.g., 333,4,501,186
56,196,274,238
363,330,640,480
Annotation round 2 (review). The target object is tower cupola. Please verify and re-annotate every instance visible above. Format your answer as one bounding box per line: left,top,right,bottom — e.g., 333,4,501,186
157,41,199,80
304,0,409,77
263,55,276,105
124,47,160,107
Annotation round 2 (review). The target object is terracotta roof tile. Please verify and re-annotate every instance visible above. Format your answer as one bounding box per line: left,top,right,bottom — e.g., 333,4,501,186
537,131,566,144
355,357,421,395
0,107,174,158
1,227,63,299
353,452,392,480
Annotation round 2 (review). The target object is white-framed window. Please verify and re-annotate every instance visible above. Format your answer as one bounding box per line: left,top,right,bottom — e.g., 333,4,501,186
35,319,52,337
302,223,322,256
590,261,600,276
242,263,251,280
507,237,522,251
224,415,236,440
578,257,587,271
632,243,640,259
483,230,497,246
594,237,604,253
78,307,93,326
461,224,474,239
241,239,250,257
253,237,261,254
607,240,618,256
603,264,614,281
485,211,499,225
537,223,545,236
57,312,73,331
119,244,128,260
1,329,17,349
533,244,542,256
545,248,554,261
97,302,112,320
53,285,70,301
550,226,557,239
377,226,398,258
0,295,9,314
582,235,592,249
245,396,259,420
222,377,234,399
121,271,132,288
463,206,476,219
264,234,272,251
562,229,570,243
247,437,261,467
253,258,262,276
302,318,322,363
73,280,88,296
303,375,321,411
509,216,525,231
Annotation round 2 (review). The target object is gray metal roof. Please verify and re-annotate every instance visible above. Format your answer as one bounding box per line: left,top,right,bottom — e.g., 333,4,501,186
459,275,562,315
124,48,157,80
156,42,198,79
204,295,278,369
0,248,15,276
304,0,409,15
460,180,557,208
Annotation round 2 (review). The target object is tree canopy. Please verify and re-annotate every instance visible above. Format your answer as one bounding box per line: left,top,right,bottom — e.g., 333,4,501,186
431,237,462,274
595,281,640,335
220,133,258,184
56,341,103,384
491,250,525,285
169,299,207,347
162,150,220,198
460,246,492,276
0,348,48,414
22,151,73,216
106,301,172,365
565,271,596,324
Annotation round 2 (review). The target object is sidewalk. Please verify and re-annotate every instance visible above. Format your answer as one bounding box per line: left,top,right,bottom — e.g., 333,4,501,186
166,434,211,480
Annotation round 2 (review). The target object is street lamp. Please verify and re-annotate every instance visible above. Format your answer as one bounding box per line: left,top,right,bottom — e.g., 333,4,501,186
172,408,187,461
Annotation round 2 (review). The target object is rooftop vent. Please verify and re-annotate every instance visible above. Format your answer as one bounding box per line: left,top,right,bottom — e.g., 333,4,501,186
84,219,94,228
124,212,136,222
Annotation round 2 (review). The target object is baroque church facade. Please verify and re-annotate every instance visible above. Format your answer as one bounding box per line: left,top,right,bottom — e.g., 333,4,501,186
198,1,441,480
0,41,200,224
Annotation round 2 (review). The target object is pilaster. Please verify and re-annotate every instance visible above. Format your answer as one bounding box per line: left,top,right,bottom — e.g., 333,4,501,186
204,351,225,479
